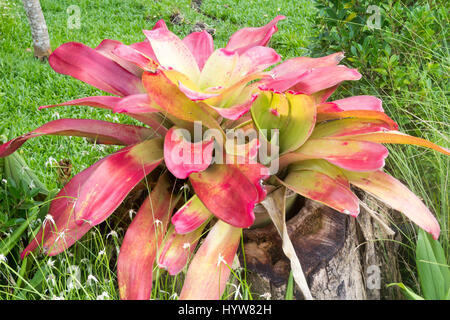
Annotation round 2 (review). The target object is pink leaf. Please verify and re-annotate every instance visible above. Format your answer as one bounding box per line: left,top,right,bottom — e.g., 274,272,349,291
143,23,200,81
182,31,214,70
129,40,158,62
0,119,155,157
324,95,384,112
346,170,440,240
163,127,214,179
211,94,257,120
179,220,241,299
177,81,220,101
225,15,286,54
234,46,281,77
171,195,212,234
331,131,450,156
112,44,158,71
158,225,205,275
38,95,169,136
74,138,164,226
95,39,143,76
279,170,359,216
39,95,121,111
189,164,259,228
311,118,392,139
280,138,389,172
49,42,144,96
113,94,160,114
317,110,399,130
290,65,362,94
21,160,105,257
261,52,345,92
117,174,175,300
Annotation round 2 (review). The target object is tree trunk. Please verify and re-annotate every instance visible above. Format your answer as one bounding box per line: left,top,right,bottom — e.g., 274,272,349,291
22,0,51,60
241,193,403,300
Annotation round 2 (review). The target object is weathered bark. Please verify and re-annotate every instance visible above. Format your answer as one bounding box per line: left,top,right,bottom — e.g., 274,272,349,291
242,193,402,300
22,0,51,60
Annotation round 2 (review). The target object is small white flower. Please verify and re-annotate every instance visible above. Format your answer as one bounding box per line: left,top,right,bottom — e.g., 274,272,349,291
260,292,271,300
106,230,118,239
1,178,7,184
96,291,110,300
0,254,7,263
154,219,163,228
86,274,99,286
67,281,75,291
67,265,81,290
157,262,167,270
96,144,105,152
43,214,55,227
47,258,55,268
169,293,178,300
128,209,136,220
179,184,190,192
45,157,57,167
51,294,64,300
47,274,56,286
229,283,242,300
98,249,106,257
182,242,191,250
217,253,226,267
55,229,67,244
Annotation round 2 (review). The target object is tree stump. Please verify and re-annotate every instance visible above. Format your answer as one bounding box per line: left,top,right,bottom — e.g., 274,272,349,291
22,0,52,60
241,193,403,300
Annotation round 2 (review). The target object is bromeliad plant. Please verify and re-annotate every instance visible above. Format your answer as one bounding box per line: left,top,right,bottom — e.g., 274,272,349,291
1,16,449,300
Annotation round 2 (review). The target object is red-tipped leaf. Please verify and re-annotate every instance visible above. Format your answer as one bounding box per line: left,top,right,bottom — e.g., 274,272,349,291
280,138,389,171
0,119,155,157
49,42,144,96
179,220,241,299
182,31,214,70
225,16,285,54
163,126,214,179
334,131,450,155
117,174,175,300
21,160,106,257
189,164,259,228
158,224,205,275
278,170,360,216
74,138,164,226
345,170,440,239
171,195,213,234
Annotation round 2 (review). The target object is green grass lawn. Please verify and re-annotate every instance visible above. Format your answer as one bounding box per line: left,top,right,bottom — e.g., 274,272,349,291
0,0,448,300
